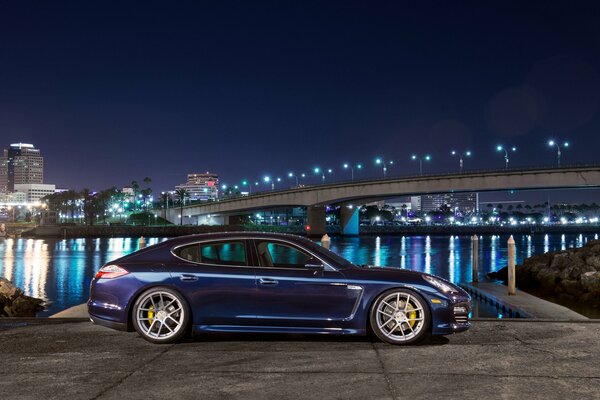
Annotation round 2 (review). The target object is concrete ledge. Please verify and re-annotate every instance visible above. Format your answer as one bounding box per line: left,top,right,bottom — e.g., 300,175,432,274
49,303,89,319
460,282,588,320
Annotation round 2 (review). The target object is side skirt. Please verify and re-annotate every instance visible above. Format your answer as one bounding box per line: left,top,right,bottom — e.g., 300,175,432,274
192,325,366,335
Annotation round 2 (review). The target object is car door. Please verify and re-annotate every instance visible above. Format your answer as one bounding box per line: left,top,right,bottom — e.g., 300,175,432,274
252,238,360,328
169,239,257,327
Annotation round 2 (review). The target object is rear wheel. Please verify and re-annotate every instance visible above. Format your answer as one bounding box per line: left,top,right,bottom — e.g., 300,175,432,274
370,288,430,345
132,287,190,344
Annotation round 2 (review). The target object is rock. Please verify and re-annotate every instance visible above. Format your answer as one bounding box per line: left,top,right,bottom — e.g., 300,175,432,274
585,255,600,270
580,271,600,295
487,239,600,307
0,278,45,317
11,296,43,317
0,278,20,299
536,267,559,291
559,279,581,296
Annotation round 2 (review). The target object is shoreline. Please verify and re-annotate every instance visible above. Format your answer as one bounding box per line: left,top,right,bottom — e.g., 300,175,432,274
18,223,600,238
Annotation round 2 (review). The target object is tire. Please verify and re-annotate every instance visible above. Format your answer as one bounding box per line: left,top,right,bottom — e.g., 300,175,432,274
132,286,190,344
369,288,431,345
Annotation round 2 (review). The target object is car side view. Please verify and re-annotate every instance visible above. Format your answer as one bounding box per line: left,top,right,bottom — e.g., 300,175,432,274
88,232,471,345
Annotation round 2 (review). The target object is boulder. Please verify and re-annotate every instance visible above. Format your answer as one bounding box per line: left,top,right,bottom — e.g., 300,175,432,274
580,271,600,295
0,278,45,317
0,278,20,299
585,255,600,270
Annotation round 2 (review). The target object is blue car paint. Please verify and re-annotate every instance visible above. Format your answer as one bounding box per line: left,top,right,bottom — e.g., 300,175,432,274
88,232,471,337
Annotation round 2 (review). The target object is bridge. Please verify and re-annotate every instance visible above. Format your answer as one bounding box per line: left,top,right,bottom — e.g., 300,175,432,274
160,165,600,236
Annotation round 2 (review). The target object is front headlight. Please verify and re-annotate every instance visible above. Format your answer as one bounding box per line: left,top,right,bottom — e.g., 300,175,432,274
423,275,459,294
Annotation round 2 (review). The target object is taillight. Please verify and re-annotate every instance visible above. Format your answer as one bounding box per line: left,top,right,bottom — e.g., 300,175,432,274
95,264,129,279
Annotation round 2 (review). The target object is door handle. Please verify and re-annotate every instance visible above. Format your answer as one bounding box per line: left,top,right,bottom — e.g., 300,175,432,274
259,278,278,285
180,274,199,282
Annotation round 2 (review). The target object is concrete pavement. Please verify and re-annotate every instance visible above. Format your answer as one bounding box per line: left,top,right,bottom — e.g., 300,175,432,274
0,320,599,400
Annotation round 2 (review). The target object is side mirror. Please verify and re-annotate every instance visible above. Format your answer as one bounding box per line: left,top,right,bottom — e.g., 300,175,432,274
305,258,324,271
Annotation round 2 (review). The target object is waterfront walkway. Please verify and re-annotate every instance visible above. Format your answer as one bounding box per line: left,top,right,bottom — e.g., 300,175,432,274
460,282,589,320
0,320,598,399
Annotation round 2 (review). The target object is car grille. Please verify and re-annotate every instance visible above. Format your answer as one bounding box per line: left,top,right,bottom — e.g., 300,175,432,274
453,303,470,324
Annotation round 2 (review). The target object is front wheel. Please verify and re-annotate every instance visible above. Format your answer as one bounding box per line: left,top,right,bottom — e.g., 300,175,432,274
132,287,190,344
370,288,431,345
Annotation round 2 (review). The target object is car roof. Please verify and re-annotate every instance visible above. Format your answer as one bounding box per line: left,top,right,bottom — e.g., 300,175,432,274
162,231,315,246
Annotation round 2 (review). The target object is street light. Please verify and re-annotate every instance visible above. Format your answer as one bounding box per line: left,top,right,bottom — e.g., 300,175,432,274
548,140,569,166
314,167,324,183
288,172,299,187
375,158,393,178
263,176,274,190
343,163,362,180
241,180,251,194
314,167,332,184
496,145,516,169
451,150,472,172
411,154,431,175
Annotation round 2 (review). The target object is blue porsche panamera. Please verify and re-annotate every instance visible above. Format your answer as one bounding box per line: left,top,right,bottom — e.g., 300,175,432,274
88,232,471,345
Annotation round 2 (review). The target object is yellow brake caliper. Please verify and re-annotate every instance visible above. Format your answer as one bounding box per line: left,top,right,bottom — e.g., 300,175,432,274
406,303,417,328
147,305,155,324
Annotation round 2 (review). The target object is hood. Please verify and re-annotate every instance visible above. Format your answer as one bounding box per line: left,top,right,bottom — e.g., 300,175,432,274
342,265,426,283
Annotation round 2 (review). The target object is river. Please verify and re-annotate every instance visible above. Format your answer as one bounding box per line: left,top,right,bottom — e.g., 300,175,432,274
0,233,598,317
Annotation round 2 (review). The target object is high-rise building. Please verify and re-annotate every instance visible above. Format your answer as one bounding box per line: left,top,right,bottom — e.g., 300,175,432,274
175,172,219,201
0,143,44,193
416,192,478,213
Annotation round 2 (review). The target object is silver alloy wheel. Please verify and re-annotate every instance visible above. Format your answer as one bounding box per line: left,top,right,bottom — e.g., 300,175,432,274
135,290,185,340
375,292,425,342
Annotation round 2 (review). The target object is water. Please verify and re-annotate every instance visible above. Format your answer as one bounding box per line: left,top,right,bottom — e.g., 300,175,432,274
0,233,598,317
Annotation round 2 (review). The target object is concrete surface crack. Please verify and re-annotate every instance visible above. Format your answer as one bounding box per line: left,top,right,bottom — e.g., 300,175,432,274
372,343,399,400
90,344,174,400
513,335,558,356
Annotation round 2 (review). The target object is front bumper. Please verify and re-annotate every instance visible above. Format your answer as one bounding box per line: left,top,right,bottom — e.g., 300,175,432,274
429,295,472,335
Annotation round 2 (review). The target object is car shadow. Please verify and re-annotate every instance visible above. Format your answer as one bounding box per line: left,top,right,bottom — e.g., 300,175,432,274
182,332,451,346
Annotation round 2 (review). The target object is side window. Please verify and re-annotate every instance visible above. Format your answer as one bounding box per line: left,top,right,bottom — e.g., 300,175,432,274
175,241,247,266
256,241,312,268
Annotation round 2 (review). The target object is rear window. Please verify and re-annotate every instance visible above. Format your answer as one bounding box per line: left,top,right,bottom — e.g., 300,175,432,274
175,241,247,266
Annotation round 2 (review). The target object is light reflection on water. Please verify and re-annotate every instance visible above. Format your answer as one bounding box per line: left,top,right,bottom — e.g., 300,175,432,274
329,233,600,284
0,237,167,316
0,233,598,316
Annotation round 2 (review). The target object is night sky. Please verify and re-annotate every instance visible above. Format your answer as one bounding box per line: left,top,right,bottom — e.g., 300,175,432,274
1,1,600,202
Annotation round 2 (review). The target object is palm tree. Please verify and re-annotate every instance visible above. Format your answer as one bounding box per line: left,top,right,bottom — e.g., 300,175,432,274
97,187,118,223
81,188,98,225
131,180,140,210
175,188,188,226
159,192,171,220
142,177,152,210
160,192,171,209
63,190,79,222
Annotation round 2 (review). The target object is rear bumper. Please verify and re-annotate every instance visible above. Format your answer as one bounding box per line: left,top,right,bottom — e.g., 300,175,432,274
89,313,130,332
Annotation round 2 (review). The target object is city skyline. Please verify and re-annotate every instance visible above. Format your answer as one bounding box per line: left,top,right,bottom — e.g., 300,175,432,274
1,2,599,202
